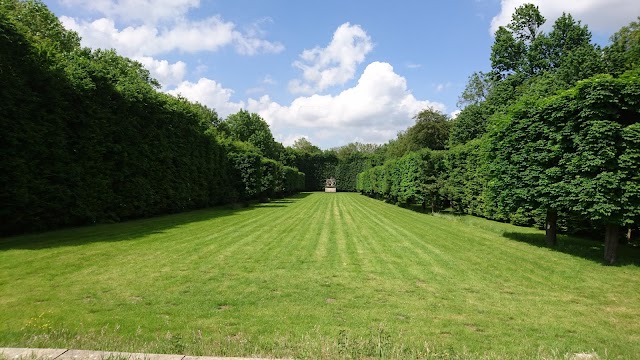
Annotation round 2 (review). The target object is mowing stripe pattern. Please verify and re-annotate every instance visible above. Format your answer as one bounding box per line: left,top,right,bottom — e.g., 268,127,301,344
1,193,639,358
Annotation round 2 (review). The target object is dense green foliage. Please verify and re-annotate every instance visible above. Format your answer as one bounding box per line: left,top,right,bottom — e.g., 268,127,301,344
357,149,448,212
0,1,303,235
284,149,338,191
224,110,281,160
358,4,640,263
281,142,379,192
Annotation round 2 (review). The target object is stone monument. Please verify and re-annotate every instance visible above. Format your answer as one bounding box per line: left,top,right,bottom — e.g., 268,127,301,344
325,177,337,193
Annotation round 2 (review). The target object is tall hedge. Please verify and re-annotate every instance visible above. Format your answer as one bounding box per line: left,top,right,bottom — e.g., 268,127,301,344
0,4,304,235
444,139,488,217
357,149,447,210
283,166,305,195
335,153,371,192
288,151,338,191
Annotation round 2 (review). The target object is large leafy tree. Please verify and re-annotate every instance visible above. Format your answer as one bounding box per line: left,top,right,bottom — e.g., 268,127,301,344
291,137,322,154
449,102,493,146
225,110,279,159
554,73,640,264
545,13,592,69
457,71,493,108
491,3,546,78
605,17,640,75
405,108,452,151
491,5,596,83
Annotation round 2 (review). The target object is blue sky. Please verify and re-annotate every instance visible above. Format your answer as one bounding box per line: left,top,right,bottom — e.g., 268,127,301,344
43,0,640,148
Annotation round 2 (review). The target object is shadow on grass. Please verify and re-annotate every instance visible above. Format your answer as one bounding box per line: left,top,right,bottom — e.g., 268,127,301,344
0,192,312,251
361,194,640,267
503,232,640,266
406,205,466,217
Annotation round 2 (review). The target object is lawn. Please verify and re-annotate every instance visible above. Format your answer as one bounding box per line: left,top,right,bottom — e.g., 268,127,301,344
1,192,639,359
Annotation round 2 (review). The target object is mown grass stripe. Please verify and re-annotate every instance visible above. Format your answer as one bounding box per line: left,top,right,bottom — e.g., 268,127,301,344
1,192,639,359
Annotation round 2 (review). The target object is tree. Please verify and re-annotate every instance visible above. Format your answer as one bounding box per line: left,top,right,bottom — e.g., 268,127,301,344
1,0,80,55
545,13,592,69
291,137,321,154
405,108,452,151
332,142,380,159
225,110,279,159
605,17,640,75
554,73,640,264
457,71,494,108
491,3,547,78
449,102,492,146
507,3,545,43
491,26,525,77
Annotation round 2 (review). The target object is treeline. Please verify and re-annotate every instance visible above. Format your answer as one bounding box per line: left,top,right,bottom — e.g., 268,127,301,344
281,139,381,192
0,1,303,236
357,5,640,264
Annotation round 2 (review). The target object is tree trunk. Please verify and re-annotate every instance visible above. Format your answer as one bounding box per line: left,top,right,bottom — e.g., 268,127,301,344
604,224,620,265
545,208,557,247
627,226,634,243
431,194,436,214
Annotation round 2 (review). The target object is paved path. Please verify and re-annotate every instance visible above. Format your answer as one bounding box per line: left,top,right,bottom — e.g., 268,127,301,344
0,348,280,360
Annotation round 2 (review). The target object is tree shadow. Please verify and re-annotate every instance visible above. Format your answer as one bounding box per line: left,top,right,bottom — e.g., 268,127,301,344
0,193,311,251
502,232,640,266
403,203,465,217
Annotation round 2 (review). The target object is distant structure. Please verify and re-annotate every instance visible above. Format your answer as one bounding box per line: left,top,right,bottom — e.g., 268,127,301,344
325,177,337,193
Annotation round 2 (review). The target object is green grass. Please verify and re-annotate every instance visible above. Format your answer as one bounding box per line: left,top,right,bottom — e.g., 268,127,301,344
1,193,639,359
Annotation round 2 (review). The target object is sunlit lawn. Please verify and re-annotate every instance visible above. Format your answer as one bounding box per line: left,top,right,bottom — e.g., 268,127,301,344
1,192,639,359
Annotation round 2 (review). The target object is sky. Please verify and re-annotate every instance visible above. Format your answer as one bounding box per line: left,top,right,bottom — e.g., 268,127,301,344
42,0,640,149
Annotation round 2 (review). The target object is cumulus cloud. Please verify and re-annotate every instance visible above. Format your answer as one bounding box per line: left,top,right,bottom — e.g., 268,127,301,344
134,56,187,87
60,16,282,58
288,22,373,94
490,0,640,35
262,75,276,85
251,62,446,145
233,34,285,55
168,62,443,146
167,78,245,118
61,0,200,24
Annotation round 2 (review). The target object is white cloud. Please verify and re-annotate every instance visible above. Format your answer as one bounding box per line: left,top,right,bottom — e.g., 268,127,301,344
435,82,453,93
262,75,276,85
250,62,446,145
233,34,284,55
288,22,374,94
59,15,283,58
450,110,462,119
167,78,245,118
245,87,266,95
60,16,230,57
194,64,208,75
61,0,200,24
491,0,640,35
134,56,187,87
406,63,422,69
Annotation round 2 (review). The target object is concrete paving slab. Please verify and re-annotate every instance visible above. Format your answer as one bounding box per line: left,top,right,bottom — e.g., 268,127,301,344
0,348,68,359
0,348,31,359
183,358,276,360
57,350,183,360
0,349,282,360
